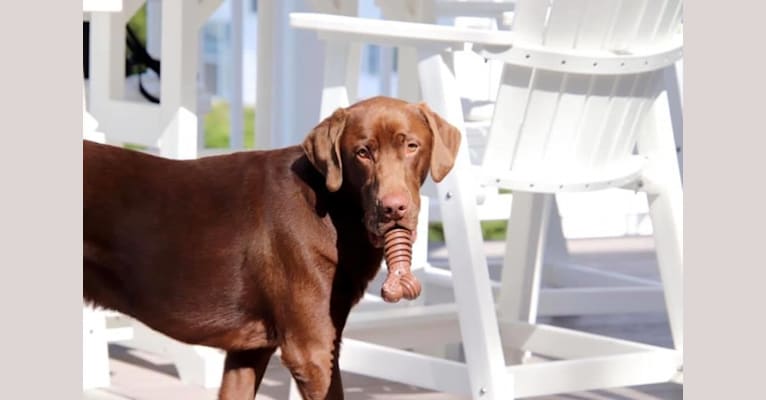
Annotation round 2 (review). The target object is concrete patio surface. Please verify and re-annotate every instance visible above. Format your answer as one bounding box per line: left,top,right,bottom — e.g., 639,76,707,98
84,236,682,400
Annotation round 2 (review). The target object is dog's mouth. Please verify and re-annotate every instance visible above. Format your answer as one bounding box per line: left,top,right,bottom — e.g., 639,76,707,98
366,219,417,249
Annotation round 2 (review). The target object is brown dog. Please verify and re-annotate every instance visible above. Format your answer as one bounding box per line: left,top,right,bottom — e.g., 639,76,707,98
83,96,460,399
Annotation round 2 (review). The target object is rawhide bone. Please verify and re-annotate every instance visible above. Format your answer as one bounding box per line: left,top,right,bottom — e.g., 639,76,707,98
380,227,422,303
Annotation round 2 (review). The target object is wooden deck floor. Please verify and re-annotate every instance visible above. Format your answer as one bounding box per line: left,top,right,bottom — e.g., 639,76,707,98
84,236,682,400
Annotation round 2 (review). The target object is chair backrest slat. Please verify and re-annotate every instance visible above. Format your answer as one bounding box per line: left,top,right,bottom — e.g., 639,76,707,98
511,69,568,170
634,0,672,48
512,0,553,44
654,0,683,41
483,65,535,171
607,0,649,51
542,0,586,49
481,0,680,182
617,71,664,157
575,0,621,50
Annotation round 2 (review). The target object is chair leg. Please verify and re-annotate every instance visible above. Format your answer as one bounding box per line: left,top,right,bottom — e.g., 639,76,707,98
540,198,570,287
83,306,110,390
498,192,553,325
637,87,684,353
497,192,553,364
646,189,683,352
418,48,513,400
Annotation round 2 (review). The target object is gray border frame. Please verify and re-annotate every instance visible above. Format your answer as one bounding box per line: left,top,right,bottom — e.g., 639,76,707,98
0,1,81,398
1,1,764,399
686,1,766,399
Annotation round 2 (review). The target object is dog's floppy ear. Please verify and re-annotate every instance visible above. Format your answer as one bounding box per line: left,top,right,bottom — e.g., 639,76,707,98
417,102,461,182
302,108,348,192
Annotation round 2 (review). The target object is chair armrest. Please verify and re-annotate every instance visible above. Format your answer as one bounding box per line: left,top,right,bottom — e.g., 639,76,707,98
290,12,682,75
290,12,515,48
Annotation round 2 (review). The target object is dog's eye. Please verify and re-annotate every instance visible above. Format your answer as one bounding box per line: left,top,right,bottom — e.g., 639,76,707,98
356,148,370,159
406,143,419,153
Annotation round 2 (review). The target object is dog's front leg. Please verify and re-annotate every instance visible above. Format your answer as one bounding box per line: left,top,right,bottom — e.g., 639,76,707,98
279,318,340,400
218,347,277,400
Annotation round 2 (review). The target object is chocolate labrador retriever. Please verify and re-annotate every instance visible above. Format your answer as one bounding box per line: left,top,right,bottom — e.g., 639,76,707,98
83,96,460,399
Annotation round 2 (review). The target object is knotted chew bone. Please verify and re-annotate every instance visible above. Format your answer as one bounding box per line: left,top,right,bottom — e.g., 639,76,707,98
380,227,422,303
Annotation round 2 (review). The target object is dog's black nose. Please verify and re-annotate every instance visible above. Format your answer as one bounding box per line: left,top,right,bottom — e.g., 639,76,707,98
379,193,408,221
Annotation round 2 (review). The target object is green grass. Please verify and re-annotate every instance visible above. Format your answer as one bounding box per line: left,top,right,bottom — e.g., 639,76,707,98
428,220,508,242
203,101,256,149
126,5,149,76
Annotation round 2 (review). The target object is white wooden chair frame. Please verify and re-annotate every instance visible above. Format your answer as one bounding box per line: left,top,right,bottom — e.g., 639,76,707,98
291,2,683,397
312,1,675,320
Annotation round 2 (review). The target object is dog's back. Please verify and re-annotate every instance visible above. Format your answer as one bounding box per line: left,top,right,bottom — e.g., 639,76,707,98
83,140,322,347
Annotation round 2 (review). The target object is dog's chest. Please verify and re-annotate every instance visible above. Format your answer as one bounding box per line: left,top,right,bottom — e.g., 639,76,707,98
195,319,277,350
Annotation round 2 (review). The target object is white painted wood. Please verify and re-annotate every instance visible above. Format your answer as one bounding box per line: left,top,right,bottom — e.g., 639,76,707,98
91,101,163,145
257,0,344,151
196,0,226,29
293,12,509,46
158,0,198,159
127,321,226,388
499,321,672,359
83,0,122,13
339,338,472,396
665,61,684,178
319,40,355,117
229,0,245,150
496,192,551,364
508,350,680,398
105,326,135,343
83,307,111,389
89,10,127,115
433,0,514,19
636,86,684,352
497,193,551,325
83,86,106,143
254,0,278,150
417,49,512,399
346,310,463,349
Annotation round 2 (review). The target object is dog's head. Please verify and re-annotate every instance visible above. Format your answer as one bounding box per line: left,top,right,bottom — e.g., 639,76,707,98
302,96,461,247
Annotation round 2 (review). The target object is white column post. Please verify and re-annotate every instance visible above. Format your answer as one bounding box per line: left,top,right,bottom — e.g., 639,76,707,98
230,0,245,150
82,307,111,389
159,0,198,159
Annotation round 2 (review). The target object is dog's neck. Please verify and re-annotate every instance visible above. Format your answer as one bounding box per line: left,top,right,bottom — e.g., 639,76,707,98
290,152,368,239
291,151,384,311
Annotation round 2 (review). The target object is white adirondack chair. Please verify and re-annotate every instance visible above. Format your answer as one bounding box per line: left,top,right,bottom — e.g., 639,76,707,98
291,0,683,397
84,0,229,390
376,0,677,319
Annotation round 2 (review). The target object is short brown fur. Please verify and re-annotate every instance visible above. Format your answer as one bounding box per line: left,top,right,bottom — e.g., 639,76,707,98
83,96,460,399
